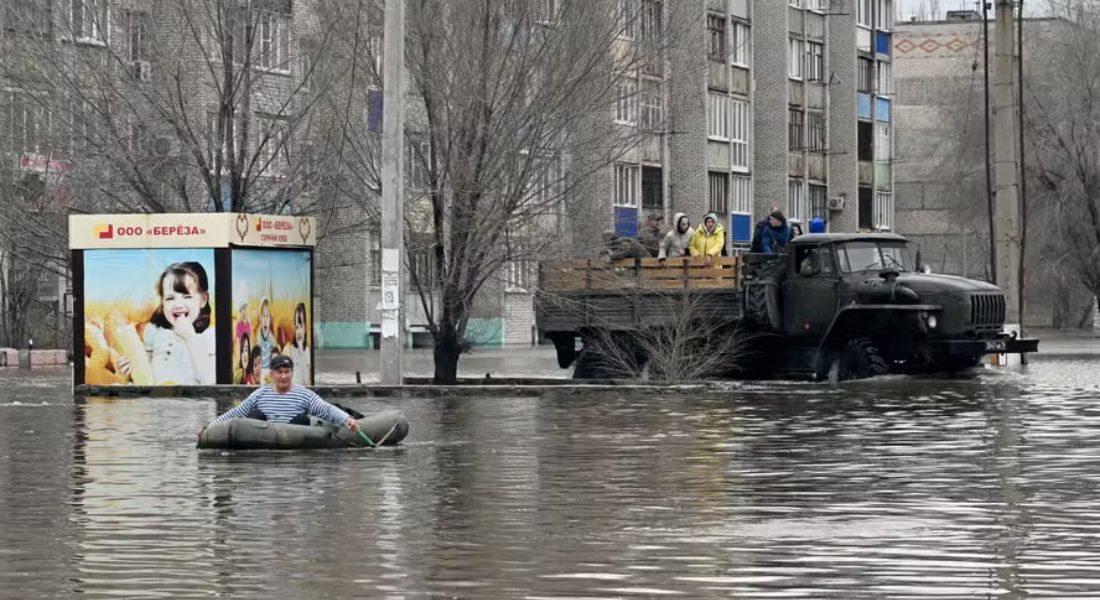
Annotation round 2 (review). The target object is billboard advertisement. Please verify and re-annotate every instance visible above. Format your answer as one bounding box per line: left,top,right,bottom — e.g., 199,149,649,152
231,249,312,385
82,249,217,385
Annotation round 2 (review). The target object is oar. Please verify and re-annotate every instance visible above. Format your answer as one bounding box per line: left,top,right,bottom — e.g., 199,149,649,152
356,429,376,448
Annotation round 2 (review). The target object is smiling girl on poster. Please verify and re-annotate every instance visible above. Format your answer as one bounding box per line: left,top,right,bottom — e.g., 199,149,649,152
120,261,216,385
288,302,311,384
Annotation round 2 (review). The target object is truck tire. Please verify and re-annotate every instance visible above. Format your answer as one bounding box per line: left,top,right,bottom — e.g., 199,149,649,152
833,337,889,381
745,260,784,331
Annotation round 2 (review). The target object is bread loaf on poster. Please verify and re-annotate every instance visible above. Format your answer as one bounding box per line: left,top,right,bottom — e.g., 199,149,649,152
105,312,154,385
85,322,110,370
85,365,127,385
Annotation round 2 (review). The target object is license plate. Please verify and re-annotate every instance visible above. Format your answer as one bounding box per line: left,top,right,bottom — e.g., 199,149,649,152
984,340,1007,352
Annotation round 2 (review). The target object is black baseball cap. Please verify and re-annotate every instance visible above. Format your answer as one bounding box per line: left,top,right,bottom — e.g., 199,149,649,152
270,355,293,370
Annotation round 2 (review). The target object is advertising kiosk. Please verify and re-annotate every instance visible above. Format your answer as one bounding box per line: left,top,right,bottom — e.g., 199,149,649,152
70,213,317,387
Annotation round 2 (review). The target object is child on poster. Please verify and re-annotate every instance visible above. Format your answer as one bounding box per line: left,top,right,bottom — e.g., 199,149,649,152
288,302,311,384
120,261,216,385
256,296,275,381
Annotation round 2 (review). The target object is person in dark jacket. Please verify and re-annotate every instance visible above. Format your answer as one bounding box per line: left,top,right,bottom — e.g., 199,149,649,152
602,232,651,261
759,210,791,254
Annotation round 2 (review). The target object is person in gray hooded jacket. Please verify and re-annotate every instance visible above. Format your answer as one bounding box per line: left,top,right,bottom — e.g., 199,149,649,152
658,212,693,260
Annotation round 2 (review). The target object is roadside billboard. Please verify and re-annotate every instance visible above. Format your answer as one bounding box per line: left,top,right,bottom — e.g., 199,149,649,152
82,249,217,385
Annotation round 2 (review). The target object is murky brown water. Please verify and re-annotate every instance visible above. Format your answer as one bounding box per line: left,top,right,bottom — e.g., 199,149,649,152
1,358,1099,599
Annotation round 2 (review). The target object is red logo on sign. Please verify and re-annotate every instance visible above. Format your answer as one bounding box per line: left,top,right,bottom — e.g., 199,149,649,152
96,224,114,239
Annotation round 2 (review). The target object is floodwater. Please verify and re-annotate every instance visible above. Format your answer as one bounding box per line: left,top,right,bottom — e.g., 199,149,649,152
1,355,1099,599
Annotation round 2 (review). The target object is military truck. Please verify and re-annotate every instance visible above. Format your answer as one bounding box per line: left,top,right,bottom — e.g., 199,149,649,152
536,232,1038,381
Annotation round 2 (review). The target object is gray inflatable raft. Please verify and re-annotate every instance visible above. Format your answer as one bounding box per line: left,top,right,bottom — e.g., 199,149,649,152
197,409,409,450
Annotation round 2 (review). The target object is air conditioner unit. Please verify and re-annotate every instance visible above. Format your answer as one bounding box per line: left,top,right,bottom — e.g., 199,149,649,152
827,196,845,211
131,60,152,82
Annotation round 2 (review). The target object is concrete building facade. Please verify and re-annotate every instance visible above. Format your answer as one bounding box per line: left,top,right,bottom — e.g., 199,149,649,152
607,0,896,254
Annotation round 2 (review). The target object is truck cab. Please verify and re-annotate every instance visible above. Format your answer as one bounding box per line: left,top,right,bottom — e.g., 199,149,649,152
749,233,1038,379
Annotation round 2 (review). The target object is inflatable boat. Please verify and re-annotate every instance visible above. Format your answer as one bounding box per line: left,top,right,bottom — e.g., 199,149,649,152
197,409,409,450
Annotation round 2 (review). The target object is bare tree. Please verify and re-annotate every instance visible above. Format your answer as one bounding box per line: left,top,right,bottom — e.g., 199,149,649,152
579,291,757,382
334,0,691,383
0,0,354,239
1025,1,1100,319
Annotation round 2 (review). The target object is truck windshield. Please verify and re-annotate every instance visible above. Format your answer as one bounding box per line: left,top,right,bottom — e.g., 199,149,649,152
837,242,914,273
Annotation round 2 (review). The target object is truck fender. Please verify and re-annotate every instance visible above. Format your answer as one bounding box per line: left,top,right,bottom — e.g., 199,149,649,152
812,303,943,369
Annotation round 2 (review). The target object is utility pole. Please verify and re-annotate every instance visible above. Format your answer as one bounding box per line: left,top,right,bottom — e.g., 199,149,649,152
380,0,405,384
993,0,1022,362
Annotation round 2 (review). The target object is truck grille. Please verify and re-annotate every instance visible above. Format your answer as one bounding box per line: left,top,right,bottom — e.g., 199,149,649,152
970,293,1005,326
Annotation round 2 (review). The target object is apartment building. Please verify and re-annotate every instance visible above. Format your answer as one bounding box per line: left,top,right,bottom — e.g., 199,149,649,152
605,0,896,256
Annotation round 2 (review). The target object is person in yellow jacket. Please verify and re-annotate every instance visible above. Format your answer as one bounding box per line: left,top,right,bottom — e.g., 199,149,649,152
689,212,726,263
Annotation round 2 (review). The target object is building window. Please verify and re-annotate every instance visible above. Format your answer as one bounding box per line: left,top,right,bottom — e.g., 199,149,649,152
874,192,894,230
70,99,91,156
877,60,892,95
407,132,430,189
858,121,873,161
615,78,637,125
505,257,534,291
788,38,804,80
876,0,893,30
731,20,750,67
257,10,291,71
708,172,729,215
536,0,559,24
708,92,729,140
707,14,726,63
256,114,289,174
807,41,824,82
615,163,639,207
809,183,828,220
642,166,663,210
875,122,891,160
788,179,808,224
806,0,830,10
808,111,826,151
731,98,750,171
119,10,150,79
857,0,872,27
788,109,804,150
409,232,439,289
618,0,637,39
858,57,874,92
5,91,49,155
67,0,107,43
640,80,662,130
640,0,661,42
731,175,752,214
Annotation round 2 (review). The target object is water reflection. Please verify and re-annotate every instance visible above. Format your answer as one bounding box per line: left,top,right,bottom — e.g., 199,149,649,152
0,360,1097,598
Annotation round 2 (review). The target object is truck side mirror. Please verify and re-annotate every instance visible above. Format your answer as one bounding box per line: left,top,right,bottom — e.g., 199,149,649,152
919,263,932,274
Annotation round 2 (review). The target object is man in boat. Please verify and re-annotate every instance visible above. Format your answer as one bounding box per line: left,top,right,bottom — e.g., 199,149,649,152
201,354,361,433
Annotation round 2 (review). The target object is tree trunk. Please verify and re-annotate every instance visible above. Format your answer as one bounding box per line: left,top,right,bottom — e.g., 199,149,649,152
433,331,461,384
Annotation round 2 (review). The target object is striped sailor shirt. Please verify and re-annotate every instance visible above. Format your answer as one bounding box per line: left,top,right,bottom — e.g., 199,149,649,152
211,385,351,426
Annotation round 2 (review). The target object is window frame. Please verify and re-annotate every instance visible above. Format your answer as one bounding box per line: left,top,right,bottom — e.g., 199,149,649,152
614,163,640,207
707,14,726,63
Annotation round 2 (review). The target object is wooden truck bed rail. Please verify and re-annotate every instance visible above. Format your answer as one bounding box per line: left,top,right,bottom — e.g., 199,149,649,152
539,256,743,292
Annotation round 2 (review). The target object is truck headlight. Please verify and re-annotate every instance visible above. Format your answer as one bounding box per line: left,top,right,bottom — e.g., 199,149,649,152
926,314,938,329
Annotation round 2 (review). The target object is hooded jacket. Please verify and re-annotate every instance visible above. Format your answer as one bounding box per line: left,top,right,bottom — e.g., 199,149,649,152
658,212,694,259
689,212,726,258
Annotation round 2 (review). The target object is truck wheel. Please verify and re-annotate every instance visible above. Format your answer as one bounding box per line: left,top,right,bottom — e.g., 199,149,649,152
834,337,889,381
549,334,576,369
746,260,784,331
